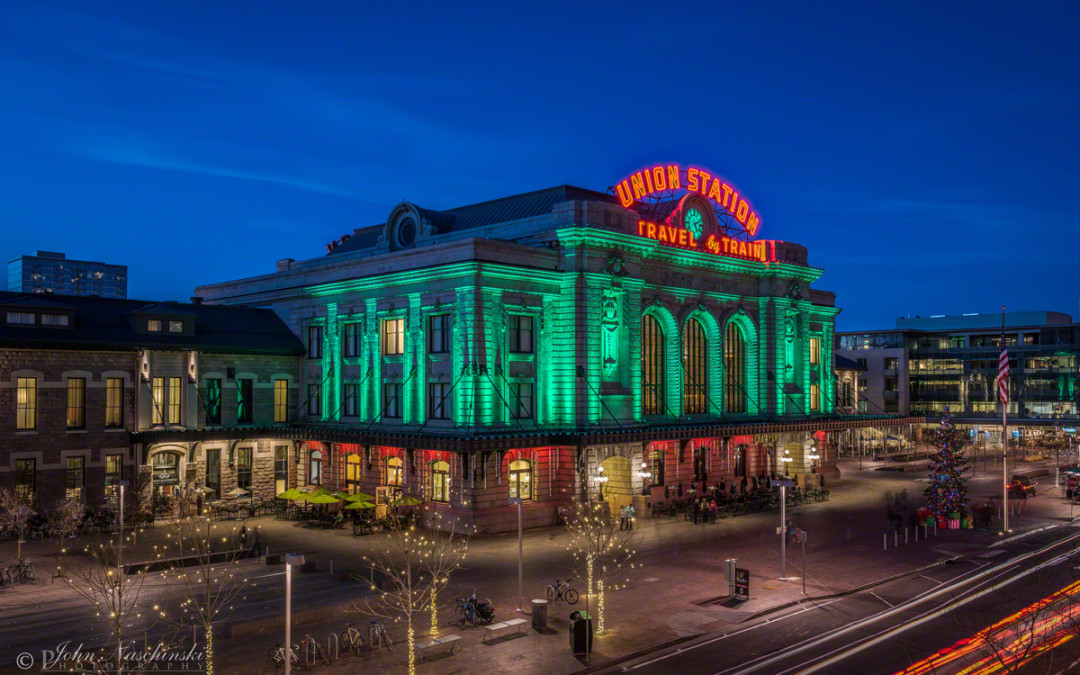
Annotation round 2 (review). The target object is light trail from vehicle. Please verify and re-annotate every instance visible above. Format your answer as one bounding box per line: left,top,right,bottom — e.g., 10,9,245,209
895,579,1080,675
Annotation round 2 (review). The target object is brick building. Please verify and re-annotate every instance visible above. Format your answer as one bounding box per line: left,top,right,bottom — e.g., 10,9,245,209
0,292,303,513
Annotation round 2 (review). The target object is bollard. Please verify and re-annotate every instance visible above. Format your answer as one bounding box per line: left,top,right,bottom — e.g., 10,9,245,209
915,525,918,541
330,560,333,576
884,533,887,550
894,531,898,548
924,523,927,539
905,528,909,544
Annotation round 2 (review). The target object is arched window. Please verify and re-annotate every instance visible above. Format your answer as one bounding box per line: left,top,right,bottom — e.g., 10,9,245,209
641,315,665,415
386,456,403,487
683,318,708,414
509,459,532,501
724,322,747,413
345,453,362,494
430,460,450,502
308,450,323,485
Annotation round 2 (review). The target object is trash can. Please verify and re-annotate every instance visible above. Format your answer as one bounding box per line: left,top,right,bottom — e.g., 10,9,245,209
531,599,548,630
569,610,593,655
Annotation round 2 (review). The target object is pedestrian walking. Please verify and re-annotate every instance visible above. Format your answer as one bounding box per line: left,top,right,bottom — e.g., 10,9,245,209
626,504,635,530
619,505,628,531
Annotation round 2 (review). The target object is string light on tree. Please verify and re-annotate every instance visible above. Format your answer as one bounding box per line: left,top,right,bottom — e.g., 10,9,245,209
925,408,970,520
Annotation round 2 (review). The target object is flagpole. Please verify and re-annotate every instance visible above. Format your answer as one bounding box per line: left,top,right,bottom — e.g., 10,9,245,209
1002,306,1010,534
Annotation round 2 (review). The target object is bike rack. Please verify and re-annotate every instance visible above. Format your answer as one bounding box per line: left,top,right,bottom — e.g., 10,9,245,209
328,632,339,661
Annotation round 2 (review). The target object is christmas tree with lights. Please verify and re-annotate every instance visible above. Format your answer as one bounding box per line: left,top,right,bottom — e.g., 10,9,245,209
925,408,969,518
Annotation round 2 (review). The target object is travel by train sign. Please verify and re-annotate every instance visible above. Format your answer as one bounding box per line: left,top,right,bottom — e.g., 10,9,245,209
613,163,770,263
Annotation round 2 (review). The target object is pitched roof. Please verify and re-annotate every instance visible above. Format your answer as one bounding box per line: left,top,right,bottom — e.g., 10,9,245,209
0,292,304,355
328,185,616,256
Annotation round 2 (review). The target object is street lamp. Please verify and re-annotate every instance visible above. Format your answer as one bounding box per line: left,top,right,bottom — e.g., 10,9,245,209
595,465,609,500
807,447,820,474
285,553,305,675
781,450,793,476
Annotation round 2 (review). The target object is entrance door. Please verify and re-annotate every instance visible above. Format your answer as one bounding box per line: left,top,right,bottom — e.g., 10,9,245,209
151,452,181,515
734,446,747,478
600,456,631,515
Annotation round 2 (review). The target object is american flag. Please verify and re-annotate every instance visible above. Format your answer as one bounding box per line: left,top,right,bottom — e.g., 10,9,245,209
998,329,1009,404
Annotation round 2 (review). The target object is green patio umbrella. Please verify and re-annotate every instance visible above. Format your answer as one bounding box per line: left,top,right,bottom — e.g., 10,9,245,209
394,495,422,506
343,500,376,510
307,493,343,505
276,489,304,500
344,492,376,502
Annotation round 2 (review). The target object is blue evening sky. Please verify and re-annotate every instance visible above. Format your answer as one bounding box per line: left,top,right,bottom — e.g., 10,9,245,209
1,1,1077,330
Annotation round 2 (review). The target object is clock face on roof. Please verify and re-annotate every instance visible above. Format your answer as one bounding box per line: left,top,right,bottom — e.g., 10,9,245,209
684,207,705,238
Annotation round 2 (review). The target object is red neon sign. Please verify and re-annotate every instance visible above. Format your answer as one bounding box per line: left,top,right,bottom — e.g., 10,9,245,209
614,163,761,236
636,220,768,262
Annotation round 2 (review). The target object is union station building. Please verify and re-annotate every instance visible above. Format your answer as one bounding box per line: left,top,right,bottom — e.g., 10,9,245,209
158,164,921,532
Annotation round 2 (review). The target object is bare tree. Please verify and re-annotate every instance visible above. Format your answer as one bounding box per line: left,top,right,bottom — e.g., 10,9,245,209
353,510,438,675
0,486,36,561
562,500,638,635
159,509,251,675
419,510,471,637
46,493,85,578
64,534,159,674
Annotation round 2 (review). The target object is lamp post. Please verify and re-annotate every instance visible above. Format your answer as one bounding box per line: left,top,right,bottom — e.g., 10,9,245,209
284,553,305,675
779,451,793,581
510,496,523,613
637,462,651,496
808,448,820,475
595,465,609,501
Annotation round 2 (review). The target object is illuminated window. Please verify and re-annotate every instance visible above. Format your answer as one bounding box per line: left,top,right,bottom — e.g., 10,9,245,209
345,453,362,493
307,384,321,417
106,378,123,427
386,456,403,487
148,320,162,332
383,383,402,418
274,446,289,495
169,321,183,333
429,314,451,354
649,448,665,486
809,337,820,365
274,379,288,423
41,313,69,326
206,379,222,425
151,377,165,425
344,323,361,357
308,325,323,359
16,378,36,430
683,319,708,414
308,450,323,485
428,382,451,420
66,378,85,429
509,459,532,501
810,384,821,411
237,447,252,490
430,460,450,502
65,456,84,500
641,315,665,415
14,459,34,501
7,312,35,325
343,383,357,416
105,455,122,502
510,382,534,420
382,318,404,355
723,323,747,413
168,377,182,425
236,380,252,421
508,315,534,353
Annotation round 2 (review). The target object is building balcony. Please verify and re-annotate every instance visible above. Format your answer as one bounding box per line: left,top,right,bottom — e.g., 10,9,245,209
883,368,898,377
883,390,899,400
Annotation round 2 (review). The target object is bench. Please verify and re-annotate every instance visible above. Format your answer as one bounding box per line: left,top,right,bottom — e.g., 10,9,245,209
416,634,461,661
482,618,527,643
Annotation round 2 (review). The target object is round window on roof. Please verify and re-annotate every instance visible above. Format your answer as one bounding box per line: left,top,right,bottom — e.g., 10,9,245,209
396,217,417,248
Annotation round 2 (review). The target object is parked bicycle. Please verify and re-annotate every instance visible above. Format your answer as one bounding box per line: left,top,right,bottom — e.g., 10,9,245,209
340,622,367,656
546,578,579,605
267,642,303,669
456,591,495,627
299,634,330,666
6,558,34,585
366,620,393,652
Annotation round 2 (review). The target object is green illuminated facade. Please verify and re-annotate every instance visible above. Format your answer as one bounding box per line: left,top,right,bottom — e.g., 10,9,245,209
196,184,915,532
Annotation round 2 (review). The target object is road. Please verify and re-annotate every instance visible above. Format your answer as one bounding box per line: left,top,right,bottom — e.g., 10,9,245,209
600,525,1080,675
